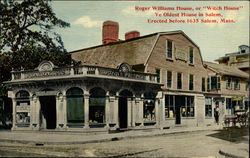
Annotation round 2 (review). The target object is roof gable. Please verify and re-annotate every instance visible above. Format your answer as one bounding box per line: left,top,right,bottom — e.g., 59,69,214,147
204,61,248,78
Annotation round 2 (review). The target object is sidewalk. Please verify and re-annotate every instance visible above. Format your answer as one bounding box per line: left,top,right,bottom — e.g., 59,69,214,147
0,125,223,145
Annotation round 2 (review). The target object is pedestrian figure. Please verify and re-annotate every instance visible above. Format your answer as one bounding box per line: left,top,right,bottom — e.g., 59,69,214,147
214,105,220,125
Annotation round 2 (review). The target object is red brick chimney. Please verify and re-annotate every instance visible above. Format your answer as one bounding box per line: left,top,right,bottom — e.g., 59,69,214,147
125,31,140,40
102,21,119,44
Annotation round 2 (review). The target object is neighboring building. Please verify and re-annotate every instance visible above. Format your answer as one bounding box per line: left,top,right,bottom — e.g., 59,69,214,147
204,61,249,124
215,45,249,73
4,21,249,131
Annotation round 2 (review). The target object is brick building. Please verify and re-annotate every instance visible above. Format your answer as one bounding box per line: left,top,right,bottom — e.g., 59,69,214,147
4,21,249,131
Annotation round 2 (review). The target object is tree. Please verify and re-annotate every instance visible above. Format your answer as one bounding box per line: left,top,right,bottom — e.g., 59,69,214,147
0,0,72,73
0,0,71,128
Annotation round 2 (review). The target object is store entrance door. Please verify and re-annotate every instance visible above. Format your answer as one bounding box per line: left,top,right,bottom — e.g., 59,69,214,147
118,97,128,129
175,96,185,125
40,96,56,129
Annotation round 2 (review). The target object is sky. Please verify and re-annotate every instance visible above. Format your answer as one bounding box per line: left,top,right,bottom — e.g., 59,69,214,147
51,1,249,62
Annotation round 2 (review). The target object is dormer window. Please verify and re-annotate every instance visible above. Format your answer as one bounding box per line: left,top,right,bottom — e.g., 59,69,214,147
166,40,173,59
189,47,194,64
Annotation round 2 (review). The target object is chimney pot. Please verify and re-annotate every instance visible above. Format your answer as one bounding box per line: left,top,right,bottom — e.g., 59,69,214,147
102,21,119,44
125,31,140,40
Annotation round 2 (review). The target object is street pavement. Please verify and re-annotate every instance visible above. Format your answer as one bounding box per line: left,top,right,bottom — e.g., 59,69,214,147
0,125,248,157
0,125,222,145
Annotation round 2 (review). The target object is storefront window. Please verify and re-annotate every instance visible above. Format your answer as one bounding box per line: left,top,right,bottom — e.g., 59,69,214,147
143,99,155,121
143,92,156,122
66,87,84,123
16,90,30,125
16,112,30,124
165,95,175,119
226,98,233,115
181,96,194,117
89,87,105,124
205,97,212,117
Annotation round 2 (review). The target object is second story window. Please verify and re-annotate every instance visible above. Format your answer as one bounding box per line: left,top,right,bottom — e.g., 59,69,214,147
226,77,232,89
189,47,194,64
156,69,161,83
177,72,182,89
202,77,206,91
167,71,172,88
207,76,221,91
234,79,240,90
189,74,194,90
166,40,173,59
246,81,249,91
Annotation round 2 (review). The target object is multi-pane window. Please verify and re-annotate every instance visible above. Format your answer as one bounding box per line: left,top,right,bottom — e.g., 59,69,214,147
189,47,194,64
202,77,206,91
177,72,182,89
143,92,156,122
16,90,30,124
226,98,233,115
205,97,212,117
165,95,175,119
226,77,232,89
181,96,195,117
66,87,84,123
207,76,220,91
167,71,172,88
89,88,106,124
166,40,173,59
234,79,240,90
189,74,194,90
156,69,161,83
211,77,217,90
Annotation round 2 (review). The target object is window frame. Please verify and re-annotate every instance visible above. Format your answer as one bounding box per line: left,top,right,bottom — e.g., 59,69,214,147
234,78,240,90
226,77,232,89
205,97,212,118
188,47,194,65
177,72,182,89
166,40,173,59
66,87,84,124
167,71,172,88
189,74,194,90
207,76,221,91
165,95,175,119
202,77,206,91
155,68,161,83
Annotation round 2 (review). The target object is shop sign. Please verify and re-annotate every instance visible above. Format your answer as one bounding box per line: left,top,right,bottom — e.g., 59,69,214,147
232,97,243,101
213,97,225,102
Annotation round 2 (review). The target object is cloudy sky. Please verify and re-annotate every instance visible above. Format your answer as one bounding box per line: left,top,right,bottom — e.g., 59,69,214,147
51,1,249,62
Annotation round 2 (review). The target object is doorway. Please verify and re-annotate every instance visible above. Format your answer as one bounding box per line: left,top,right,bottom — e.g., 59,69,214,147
118,97,128,128
40,96,56,129
175,96,185,125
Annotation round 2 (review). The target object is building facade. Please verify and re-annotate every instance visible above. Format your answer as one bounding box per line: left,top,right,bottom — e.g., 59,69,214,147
215,45,249,73
4,21,249,131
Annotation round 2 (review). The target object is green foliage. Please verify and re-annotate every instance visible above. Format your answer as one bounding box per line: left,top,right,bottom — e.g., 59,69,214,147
0,0,71,83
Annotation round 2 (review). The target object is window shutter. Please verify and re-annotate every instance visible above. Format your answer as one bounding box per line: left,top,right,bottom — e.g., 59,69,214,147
217,76,221,90
207,77,210,90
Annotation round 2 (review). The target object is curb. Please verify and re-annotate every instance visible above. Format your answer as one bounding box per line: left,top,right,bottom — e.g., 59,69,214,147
0,128,217,145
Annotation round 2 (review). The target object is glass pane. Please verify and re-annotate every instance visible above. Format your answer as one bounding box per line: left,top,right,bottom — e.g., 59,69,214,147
67,97,84,122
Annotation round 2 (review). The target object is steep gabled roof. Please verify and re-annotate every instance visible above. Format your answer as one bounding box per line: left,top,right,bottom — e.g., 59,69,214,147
204,61,249,78
70,30,203,69
71,33,158,69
